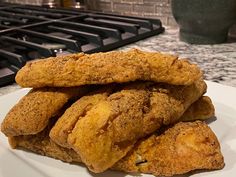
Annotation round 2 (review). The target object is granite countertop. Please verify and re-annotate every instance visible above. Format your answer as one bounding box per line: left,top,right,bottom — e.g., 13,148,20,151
0,27,236,96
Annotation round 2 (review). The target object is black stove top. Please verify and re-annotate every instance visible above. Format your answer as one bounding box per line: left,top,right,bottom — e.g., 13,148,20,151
0,3,164,86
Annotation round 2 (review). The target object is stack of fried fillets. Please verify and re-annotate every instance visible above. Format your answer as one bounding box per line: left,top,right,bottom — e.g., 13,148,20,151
1,49,224,176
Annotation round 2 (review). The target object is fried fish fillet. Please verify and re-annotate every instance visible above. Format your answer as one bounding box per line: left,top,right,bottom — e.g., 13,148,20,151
50,92,215,148
114,121,224,176
8,95,215,156
50,79,206,172
9,96,207,162
15,49,202,88
49,90,111,148
8,121,223,177
1,86,89,137
50,81,209,149
8,119,82,163
49,87,213,149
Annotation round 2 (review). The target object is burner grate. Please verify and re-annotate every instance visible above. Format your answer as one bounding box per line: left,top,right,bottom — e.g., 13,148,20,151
0,3,164,86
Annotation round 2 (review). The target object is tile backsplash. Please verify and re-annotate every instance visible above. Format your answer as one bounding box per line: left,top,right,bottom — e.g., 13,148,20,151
85,0,177,27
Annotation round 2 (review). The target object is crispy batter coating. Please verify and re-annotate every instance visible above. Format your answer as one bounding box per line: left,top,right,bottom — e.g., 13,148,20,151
50,90,111,148
9,121,224,177
11,95,212,163
180,96,215,121
114,121,224,176
1,86,89,137
64,80,206,172
1,47,223,177
8,120,81,163
50,81,209,150
15,49,202,88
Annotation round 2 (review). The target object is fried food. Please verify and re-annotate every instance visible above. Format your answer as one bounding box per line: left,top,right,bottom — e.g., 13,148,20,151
9,121,224,177
180,96,215,121
0,47,223,176
8,120,82,163
1,86,89,137
9,94,214,153
15,49,202,88
49,90,111,148
50,81,208,150
54,79,206,172
114,121,224,176
11,94,212,163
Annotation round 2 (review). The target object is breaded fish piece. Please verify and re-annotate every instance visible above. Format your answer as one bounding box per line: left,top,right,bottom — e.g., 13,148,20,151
1,86,89,137
66,79,206,172
50,86,214,149
15,49,202,88
9,95,214,159
50,90,111,148
180,96,215,121
8,120,81,163
9,121,224,176
10,95,212,163
50,81,209,150
114,121,224,176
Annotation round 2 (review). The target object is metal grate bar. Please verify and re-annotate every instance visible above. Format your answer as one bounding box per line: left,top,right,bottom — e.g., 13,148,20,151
0,67,16,86
1,36,55,58
89,11,162,27
89,14,153,30
0,49,25,68
0,10,48,21
48,25,103,46
84,17,139,34
57,20,122,40
0,16,26,24
17,29,81,52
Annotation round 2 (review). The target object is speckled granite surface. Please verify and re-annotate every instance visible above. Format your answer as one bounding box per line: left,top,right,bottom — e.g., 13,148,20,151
0,27,236,96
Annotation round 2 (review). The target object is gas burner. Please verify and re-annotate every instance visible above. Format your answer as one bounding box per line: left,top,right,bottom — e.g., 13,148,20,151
0,3,164,86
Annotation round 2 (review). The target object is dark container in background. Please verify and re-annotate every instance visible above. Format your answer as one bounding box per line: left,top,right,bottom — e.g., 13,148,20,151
171,0,236,44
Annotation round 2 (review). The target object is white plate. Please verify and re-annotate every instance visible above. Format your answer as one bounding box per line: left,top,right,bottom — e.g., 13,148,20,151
0,81,236,177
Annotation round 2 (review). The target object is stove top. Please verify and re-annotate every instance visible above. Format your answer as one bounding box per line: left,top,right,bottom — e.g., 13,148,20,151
0,3,164,86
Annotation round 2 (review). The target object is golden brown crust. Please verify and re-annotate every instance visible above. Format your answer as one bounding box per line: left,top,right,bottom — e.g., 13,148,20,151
9,123,81,163
114,121,224,176
63,80,206,172
1,47,223,176
15,49,202,88
9,121,224,177
49,91,110,148
50,92,216,154
1,86,89,137
10,95,213,159
180,96,215,121
1,80,207,173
